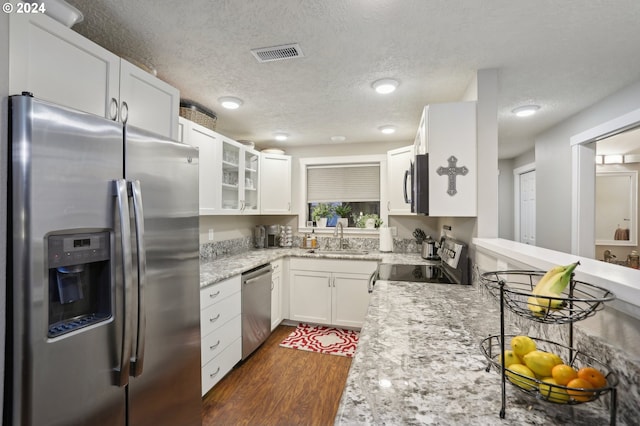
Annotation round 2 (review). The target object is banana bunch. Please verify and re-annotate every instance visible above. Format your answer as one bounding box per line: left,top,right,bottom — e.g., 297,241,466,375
527,261,580,315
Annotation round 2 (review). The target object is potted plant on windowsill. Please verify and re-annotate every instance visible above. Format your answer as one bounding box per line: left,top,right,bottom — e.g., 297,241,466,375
334,203,352,227
355,213,383,229
312,203,333,227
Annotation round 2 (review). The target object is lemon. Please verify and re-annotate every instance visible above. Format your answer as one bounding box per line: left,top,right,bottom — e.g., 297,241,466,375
510,335,537,358
523,350,563,378
498,350,522,368
505,364,537,391
539,377,570,403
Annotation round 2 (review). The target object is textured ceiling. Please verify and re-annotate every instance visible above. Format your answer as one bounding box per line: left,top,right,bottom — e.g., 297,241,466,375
65,0,640,159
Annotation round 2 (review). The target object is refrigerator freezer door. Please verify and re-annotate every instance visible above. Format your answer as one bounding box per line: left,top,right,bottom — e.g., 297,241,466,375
124,126,202,426
8,96,127,425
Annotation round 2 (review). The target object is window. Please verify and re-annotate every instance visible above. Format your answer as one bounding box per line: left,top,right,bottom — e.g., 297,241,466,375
299,155,387,230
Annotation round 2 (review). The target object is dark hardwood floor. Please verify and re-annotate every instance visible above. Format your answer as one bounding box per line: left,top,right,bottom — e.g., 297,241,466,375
202,325,352,426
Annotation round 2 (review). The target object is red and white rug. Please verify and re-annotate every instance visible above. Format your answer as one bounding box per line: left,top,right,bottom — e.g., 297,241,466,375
279,323,359,357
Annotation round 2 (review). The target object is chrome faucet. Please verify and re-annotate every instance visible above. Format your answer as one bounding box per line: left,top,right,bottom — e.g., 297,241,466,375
603,249,616,263
333,222,345,250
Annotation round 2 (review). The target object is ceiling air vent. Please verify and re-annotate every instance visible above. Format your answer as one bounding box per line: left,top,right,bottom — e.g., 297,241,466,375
251,43,304,63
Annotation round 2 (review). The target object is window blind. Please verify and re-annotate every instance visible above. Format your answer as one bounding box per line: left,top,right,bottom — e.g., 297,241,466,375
307,164,380,202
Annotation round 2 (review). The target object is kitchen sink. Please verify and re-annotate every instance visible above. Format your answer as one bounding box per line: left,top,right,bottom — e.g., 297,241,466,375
306,249,369,255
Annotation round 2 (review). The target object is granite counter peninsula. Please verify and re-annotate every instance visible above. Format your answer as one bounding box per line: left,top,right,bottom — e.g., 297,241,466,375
335,280,619,425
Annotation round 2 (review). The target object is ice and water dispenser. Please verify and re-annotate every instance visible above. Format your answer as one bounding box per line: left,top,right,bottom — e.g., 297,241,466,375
47,232,112,338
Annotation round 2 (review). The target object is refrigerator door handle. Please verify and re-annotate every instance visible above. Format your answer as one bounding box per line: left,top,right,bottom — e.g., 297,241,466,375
130,180,147,377
113,179,134,386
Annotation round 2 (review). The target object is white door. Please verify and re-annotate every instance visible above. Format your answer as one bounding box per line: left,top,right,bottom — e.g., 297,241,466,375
519,170,536,245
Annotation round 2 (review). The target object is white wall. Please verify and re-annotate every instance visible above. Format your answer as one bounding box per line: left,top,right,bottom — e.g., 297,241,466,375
498,158,515,240
535,80,640,252
474,69,499,238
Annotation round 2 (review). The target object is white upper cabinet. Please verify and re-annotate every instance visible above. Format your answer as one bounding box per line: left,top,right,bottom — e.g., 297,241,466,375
179,118,219,215
182,118,260,215
260,153,292,214
217,138,260,215
9,12,119,118
415,102,477,217
9,12,179,140
386,145,413,215
118,59,180,140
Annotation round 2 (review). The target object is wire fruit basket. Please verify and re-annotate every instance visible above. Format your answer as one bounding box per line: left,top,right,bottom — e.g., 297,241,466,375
480,270,615,324
480,334,618,405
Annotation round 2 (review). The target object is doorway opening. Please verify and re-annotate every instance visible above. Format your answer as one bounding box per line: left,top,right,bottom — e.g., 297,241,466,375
514,163,536,245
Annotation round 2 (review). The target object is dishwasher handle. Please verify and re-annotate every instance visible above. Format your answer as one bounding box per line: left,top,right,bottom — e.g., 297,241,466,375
242,263,272,283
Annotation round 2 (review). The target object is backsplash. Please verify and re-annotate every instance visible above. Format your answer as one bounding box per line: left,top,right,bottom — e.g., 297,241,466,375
200,236,424,259
200,236,254,259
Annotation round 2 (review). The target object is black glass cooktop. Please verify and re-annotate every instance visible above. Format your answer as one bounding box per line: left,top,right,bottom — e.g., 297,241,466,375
377,263,457,284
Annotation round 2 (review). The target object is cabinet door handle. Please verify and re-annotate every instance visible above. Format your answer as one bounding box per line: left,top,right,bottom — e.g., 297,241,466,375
209,366,221,378
109,98,119,121
209,290,221,299
287,202,291,211
209,313,221,323
209,340,221,351
387,201,391,211
120,101,129,124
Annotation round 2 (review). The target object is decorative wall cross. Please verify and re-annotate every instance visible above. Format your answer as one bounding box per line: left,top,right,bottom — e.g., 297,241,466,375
436,155,468,196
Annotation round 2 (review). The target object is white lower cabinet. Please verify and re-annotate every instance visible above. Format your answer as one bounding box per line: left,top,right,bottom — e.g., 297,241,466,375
270,259,284,331
289,259,377,328
200,275,241,396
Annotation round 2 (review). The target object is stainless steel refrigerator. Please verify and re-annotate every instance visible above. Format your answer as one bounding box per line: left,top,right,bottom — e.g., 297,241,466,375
6,94,202,425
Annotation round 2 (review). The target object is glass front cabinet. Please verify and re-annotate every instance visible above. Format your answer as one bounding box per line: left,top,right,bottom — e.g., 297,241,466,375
218,137,260,214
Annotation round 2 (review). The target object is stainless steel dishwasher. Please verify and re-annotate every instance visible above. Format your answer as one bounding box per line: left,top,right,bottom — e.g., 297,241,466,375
241,264,273,360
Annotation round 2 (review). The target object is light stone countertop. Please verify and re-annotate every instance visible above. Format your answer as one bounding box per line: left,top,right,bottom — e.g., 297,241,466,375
334,280,621,425
199,247,633,424
199,248,432,288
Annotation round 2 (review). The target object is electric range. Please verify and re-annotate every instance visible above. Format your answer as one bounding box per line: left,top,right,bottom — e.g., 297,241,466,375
370,236,470,292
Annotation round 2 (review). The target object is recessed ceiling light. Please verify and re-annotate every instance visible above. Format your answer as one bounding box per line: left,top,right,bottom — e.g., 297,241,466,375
331,135,346,142
378,125,397,134
512,105,540,117
218,96,243,110
274,133,288,141
372,78,399,94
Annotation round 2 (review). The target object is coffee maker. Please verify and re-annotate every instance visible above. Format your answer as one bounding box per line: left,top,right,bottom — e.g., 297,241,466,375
266,225,280,248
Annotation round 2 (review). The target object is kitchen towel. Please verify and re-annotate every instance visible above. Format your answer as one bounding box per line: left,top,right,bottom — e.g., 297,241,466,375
379,226,394,252
614,227,630,240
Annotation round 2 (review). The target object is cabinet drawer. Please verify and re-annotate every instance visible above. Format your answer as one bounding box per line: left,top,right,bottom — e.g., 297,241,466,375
200,293,241,337
201,337,241,396
201,315,241,366
200,275,241,310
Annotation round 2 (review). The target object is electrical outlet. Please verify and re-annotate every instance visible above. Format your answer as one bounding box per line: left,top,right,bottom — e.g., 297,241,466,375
208,229,214,241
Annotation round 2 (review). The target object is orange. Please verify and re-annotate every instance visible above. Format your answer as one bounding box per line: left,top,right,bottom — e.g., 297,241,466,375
551,364,578,386
566,378,595,402
577,366,607,388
